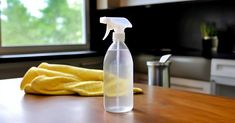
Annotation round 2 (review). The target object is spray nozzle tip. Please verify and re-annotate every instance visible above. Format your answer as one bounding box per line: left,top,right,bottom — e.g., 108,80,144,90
100,17,107,24
100,17,132,41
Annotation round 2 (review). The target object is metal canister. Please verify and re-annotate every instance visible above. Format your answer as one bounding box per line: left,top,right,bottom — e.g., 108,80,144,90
146,61,171,88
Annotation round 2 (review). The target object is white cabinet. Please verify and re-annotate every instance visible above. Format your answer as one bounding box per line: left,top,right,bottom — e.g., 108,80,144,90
211,58,235,96
211,59,235,86
211,59,235,78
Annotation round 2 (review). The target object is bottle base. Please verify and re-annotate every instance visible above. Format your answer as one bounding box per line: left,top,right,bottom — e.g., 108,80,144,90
105,106,133,113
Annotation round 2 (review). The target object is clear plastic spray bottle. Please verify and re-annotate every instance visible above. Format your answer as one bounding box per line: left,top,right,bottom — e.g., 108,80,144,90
100,17,133,113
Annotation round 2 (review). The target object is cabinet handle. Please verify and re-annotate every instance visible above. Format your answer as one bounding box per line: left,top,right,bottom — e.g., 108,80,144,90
217,64,235,72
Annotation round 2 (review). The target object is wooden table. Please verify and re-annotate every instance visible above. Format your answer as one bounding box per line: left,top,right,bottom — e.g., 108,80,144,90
0,78,235,123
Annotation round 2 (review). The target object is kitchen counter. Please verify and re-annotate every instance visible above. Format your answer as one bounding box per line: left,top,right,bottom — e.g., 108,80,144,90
1,78,235,123
0,51,100,63
134,49,235,60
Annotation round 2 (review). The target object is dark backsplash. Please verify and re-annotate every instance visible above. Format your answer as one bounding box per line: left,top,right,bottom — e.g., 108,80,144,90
90,1,235,56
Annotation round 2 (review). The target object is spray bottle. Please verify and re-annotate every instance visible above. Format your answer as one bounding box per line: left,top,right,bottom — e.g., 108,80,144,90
100,17,133,113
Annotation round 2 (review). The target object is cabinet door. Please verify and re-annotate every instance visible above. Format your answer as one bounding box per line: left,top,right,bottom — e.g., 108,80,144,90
211,59,235,78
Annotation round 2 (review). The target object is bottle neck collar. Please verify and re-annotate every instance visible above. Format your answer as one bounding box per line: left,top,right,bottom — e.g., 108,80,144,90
113,33,125,42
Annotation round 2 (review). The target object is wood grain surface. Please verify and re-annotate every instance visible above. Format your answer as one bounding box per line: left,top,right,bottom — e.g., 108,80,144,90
0,78,235,123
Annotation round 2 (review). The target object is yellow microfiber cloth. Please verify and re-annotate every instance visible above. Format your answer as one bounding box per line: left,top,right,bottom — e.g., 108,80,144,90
20,62,143,96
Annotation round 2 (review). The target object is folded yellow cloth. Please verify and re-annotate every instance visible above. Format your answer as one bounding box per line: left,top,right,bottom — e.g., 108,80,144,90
20,62,143,96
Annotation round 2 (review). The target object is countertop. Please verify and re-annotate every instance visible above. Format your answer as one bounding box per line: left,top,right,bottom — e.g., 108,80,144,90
0,51,100,63
134,49,235,60
1,78,235,123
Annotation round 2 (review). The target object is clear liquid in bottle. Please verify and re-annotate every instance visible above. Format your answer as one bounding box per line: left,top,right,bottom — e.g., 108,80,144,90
103,42,133,113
